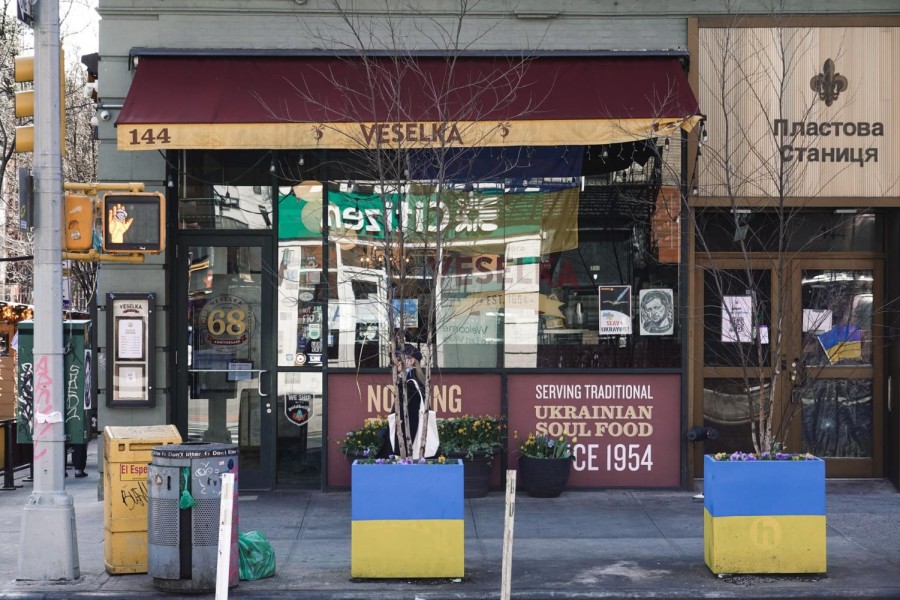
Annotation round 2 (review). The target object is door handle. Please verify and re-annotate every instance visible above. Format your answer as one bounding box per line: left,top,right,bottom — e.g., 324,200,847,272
257,370,269,397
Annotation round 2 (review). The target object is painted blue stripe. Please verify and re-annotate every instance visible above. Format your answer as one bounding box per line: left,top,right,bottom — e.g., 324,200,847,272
704,455,825,517
351,461,464,521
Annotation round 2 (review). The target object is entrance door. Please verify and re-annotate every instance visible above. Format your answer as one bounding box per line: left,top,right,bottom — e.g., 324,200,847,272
176,236,275,489
695,258,882,478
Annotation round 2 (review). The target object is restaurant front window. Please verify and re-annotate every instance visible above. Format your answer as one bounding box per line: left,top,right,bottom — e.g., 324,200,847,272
274,158,682,370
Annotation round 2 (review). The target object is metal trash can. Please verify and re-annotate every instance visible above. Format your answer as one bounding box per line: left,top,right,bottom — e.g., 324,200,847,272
148,442,239,592
102,425,182,574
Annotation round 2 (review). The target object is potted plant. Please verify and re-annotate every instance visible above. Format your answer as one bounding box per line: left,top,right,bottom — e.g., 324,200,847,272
338,417,389,462
351,455,464,578
703,451,826,575
516,433,573,498
437,415,505,498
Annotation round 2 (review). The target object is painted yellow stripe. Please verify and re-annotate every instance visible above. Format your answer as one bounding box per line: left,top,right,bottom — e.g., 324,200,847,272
117,116,702,151
351,519,464,578
704,509,826,574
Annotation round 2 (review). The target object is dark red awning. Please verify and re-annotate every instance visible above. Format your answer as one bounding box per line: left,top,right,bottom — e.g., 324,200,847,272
117,55,700,150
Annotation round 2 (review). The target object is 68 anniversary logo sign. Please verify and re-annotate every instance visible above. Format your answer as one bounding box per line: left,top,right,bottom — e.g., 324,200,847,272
199,295,255,352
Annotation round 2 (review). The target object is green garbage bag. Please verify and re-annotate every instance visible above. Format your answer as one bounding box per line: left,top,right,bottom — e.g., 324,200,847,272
238,530,276,580
178,467,195,509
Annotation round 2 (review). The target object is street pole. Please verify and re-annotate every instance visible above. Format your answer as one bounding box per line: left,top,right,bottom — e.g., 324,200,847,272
17,0,80,580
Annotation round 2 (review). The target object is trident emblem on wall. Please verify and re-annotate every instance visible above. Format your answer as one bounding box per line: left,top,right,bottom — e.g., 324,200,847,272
810,58,848,107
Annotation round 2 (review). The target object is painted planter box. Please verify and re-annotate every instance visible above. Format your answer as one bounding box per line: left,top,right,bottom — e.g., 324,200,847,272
351,460,464,578
703,455,826,574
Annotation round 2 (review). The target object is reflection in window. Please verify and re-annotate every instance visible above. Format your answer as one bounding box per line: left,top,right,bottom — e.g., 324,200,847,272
695,210,881,253
276,372,322,486
701,378,759,455
179,151,273,230
800,270,872,368
800,379,872,458
273,152,683,370
703,270,771,368
276,241,337,367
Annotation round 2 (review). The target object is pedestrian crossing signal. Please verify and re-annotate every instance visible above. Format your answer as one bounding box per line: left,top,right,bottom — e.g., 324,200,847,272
101,192,165,253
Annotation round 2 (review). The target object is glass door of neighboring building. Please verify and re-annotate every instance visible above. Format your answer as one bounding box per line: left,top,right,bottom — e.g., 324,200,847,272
176,235,275,489
787,260,882,477
694,258,882,478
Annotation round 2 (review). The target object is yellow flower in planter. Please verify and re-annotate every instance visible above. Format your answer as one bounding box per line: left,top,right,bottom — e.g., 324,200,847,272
437,414,505,460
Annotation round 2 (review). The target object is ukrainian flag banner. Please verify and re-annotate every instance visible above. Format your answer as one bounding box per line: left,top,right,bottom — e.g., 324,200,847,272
817,324,862,364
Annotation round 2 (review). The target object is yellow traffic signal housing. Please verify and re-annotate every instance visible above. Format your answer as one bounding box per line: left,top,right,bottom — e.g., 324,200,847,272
64,194,95,252
101,192,166,254
14,52,66,154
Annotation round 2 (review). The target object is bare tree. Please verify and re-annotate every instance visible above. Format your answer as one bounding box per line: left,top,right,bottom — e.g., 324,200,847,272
271,0,556,459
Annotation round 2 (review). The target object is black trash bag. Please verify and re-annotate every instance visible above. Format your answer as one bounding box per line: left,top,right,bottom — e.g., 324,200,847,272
238,530,276,580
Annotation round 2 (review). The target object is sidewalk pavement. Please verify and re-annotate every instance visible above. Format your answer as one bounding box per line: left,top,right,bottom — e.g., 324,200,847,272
0,442,898,600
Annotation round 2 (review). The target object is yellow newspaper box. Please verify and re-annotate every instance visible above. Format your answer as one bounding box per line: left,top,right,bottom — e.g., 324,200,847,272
103,424,181,574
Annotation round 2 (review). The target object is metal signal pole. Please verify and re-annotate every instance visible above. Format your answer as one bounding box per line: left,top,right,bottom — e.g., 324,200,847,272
17,0,80,580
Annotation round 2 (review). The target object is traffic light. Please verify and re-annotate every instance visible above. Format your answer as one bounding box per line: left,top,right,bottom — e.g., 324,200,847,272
14,51,65,153
101,192,166,253
64,194,94,252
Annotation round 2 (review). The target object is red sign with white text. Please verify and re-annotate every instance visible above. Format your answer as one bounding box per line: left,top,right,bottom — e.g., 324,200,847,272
507,374,681,487
327,372,501,487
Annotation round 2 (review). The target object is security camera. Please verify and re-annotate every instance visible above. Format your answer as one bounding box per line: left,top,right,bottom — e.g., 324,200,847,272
99,110,111,122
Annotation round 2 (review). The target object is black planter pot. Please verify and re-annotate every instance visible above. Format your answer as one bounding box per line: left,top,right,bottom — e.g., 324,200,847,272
518,456,571,498
448,452,495,498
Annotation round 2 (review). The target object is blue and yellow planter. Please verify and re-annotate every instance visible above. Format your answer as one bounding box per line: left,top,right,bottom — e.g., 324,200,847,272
351,460,464,578
703,455,826,574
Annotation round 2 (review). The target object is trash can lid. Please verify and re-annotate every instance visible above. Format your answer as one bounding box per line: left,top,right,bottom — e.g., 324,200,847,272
151,442,238,459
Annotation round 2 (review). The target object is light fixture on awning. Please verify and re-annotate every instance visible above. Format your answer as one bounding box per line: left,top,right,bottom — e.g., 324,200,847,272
116,54,701,151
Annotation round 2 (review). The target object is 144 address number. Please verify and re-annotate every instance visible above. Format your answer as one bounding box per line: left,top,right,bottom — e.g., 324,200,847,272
126,128,171,146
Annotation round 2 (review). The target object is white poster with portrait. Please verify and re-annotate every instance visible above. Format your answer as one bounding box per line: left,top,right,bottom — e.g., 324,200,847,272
721,295,753,343
639,289,675,336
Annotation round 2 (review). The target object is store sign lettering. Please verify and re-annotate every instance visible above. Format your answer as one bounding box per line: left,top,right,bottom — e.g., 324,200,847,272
507,374,680,488
366,383,463,414
327,373,501,487
772,119,884,166
327,196,500,237
359,122,464,146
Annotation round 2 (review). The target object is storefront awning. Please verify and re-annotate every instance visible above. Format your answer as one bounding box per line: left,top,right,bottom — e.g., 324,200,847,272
116,55,701,151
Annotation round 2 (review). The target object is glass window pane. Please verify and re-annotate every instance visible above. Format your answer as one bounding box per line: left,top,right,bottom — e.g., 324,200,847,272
530,184,681,369
695,210,881,253
800,378,872,458
703,269,771,367
276,241,337,367
186,245,263,470
702,378,761,455
179,151,273,230
800,270,873,368
276,372,322,485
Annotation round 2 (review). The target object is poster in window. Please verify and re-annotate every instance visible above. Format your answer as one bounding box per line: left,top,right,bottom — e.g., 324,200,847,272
802,309,833,333
115,364,146,400
722,296,753,342
284,393,313,427
599,285,632,335
639,289,675,336
116,317,145,360
392,299,418,329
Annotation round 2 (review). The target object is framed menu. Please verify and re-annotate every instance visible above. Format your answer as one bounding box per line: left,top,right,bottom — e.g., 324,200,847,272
106,292,156,406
